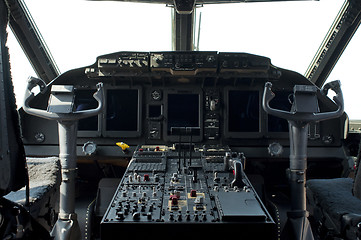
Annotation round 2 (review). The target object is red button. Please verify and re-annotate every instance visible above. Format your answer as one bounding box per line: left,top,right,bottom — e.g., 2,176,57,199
170,196,178,205
144,174,150,181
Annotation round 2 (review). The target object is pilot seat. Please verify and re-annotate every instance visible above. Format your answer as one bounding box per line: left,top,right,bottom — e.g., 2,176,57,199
4,157,61,231
306,142,361,239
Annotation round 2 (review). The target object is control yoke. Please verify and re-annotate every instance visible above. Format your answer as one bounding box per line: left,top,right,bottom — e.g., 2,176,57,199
23,77,104,240
262,80,344,240
262,81,344,123
23,76,104,121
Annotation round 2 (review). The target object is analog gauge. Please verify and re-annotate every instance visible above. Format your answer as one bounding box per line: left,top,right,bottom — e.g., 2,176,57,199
151,90,162,101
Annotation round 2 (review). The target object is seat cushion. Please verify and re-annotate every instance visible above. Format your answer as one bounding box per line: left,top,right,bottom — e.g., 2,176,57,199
4,157,60,204
307,177,361,239
307,178,361,222
4,157,61,230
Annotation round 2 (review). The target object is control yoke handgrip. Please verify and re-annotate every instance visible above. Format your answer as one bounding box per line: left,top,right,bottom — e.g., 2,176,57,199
23,77,104,121
262,81,344,123
23,77,53,120
262,82,292,120
73,82,104,119
321,80,344,111
24,76,47,106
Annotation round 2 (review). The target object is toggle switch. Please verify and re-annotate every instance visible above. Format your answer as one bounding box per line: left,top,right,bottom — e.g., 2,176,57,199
132,212,140,220
116,212,124,220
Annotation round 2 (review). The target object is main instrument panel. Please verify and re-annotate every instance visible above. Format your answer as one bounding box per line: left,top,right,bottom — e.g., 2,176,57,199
21,51,347,161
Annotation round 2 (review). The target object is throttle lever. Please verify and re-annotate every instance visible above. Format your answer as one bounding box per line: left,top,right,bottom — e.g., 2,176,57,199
224,152,246,188
231,160,244,188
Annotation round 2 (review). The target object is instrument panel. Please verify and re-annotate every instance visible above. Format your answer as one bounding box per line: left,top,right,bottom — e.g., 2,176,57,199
20,51,348,160
19,51,349,239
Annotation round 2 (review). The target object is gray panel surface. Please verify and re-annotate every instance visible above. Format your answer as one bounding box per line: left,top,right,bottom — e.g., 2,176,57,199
216,191,267,221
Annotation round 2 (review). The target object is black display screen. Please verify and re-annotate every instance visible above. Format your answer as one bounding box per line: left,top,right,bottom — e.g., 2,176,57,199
74,89,99,131
228,90,259,132
167,93,199,134
106,89,139,132
268,91,292,132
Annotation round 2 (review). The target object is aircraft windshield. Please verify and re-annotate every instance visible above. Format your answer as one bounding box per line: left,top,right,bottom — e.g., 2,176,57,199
7,0,361,119
197,1,344,74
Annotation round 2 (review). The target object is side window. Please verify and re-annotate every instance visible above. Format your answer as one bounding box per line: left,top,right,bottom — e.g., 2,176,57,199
7,27,36,107
326,27,361,120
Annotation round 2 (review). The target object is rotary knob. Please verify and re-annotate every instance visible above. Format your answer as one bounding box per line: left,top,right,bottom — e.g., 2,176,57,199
268,142,283,157
151,90,162,101
82,141,97,156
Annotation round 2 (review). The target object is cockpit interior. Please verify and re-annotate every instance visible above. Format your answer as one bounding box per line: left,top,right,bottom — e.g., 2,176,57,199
1,0,361,240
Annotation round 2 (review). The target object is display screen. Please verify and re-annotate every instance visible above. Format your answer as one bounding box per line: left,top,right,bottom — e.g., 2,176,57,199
167,93,199,134
74,89,99,131
268,91,292,132
106,89,139,132
228,90,259,132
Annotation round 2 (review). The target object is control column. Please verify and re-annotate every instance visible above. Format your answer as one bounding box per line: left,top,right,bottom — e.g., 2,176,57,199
23,77,104,240
262,81,344,240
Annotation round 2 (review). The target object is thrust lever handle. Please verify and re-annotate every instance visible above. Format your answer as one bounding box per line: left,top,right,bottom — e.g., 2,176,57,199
262,81,344,123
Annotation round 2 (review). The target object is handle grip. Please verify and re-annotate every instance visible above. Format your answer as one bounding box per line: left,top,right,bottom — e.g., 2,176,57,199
23,77,54,119
23,76,47,105
71,82,104,120
23,78,104,121
231,160,245,188
320,80,344,115
262,82,294,120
